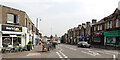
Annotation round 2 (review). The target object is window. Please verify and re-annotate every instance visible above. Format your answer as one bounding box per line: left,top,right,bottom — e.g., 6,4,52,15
107,22,109,29
98,25,99,30
7,13,19,24
110,21,112,28
29,23,31,31
105,23,107,29
100,25,102,30
26,18,27,27
32,25,33,31
116,19,119,27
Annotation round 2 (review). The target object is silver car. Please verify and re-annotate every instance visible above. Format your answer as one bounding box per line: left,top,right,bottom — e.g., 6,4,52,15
77,41,91,48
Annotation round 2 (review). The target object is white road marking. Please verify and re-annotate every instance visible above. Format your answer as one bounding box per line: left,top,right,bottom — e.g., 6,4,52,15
113,55,116,60
81,51,96,56
81,48,118,56
59,51,68,58
93,50,118,56
56,52,63,58
113,55,116,58
104,50,118,54
81,51,100,56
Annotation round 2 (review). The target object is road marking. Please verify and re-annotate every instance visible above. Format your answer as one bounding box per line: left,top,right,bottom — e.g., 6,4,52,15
27,53,40,56
56,52,63,58
81,51,96,56
59,51,68,58
113,55,116,60
93,50,118,56
104,50,118,54
81,51,100,56
81,48,118,55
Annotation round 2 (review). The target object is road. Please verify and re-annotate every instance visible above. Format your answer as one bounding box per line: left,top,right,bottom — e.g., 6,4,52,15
2,44,120,60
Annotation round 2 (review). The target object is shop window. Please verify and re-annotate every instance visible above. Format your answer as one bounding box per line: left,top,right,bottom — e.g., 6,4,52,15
106,37,116,44
13,37,21,46
116,19,119,27
7,13,19,24
2,37,12,47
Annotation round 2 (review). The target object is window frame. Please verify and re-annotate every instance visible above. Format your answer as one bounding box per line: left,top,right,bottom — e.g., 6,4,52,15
7,13,19,24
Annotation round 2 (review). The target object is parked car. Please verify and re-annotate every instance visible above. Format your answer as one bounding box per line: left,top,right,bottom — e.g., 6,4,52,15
77,41,91,48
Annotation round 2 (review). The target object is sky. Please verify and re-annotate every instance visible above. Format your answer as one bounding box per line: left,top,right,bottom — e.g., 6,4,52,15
1,0,120,37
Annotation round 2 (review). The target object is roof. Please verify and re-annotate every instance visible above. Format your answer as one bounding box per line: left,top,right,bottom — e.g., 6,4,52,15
0,5,25,13
93,8,120,25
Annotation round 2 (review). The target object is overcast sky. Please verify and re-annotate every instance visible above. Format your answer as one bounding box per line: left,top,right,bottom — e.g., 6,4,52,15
1,0,120,37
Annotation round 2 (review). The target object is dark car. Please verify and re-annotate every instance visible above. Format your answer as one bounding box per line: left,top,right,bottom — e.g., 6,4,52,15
77,41,91,48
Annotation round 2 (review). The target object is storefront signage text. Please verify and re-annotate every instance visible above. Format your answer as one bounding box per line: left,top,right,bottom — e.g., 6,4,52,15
2,25,22,32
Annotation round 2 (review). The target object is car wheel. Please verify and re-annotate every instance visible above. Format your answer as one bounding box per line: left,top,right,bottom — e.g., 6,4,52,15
88,46,91,48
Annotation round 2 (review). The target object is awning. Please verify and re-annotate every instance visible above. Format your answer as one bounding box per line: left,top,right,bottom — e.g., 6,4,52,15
2,31,23,34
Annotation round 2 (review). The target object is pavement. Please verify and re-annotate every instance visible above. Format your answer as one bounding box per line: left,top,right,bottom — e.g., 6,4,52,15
1,44,120,60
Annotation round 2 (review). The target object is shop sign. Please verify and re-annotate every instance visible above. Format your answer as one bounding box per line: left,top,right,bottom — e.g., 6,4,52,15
94,32,103,36
2,25,22,32
104,30,120,37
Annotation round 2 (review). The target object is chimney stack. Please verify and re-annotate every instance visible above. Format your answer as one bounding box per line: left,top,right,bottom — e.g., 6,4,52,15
82,23,85,25
92,19,97,24
78,24,81,27
86,22,90,25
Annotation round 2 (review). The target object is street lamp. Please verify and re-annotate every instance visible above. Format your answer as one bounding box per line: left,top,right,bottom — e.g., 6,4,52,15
36,18,41,30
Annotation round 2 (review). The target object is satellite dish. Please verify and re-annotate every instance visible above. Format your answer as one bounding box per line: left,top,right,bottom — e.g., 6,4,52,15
118,1,120,10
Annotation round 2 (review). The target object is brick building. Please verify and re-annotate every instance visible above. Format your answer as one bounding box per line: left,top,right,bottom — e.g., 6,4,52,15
0,5,41,52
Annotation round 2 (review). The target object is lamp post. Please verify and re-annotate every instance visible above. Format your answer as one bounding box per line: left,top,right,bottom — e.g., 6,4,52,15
36,18,41,45
36,18,41,29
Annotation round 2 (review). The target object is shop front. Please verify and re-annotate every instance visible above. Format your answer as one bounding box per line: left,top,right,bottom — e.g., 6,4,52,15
1,25,23,48
104,30,120,47
92,32,104,46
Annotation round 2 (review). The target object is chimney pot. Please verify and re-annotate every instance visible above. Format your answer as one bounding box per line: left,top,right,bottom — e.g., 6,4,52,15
82,23,85,25
92,19,97,24
86,22,90,25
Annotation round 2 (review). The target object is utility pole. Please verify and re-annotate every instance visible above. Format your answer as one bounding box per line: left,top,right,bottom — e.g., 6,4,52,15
36,18,38,29
36,18,41,30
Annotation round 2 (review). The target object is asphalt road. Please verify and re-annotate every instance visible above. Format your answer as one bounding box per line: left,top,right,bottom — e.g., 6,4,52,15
2,44,120,60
